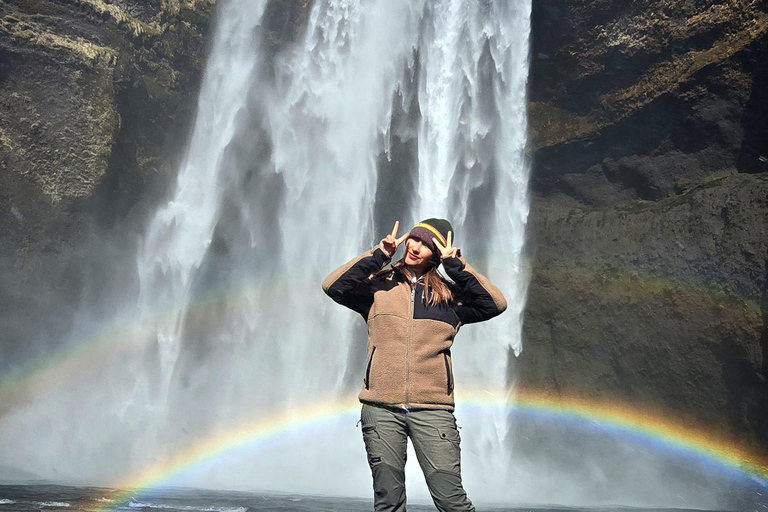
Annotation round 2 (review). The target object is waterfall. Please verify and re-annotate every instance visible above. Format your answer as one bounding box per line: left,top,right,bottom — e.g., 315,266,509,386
0,0,532,503
135,0,269,409
413,0,531,496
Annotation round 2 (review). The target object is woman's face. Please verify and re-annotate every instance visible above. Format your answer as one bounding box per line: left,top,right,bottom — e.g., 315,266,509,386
404,237,434,273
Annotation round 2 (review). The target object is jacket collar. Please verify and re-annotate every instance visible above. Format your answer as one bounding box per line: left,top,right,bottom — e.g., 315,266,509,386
403,267,425,286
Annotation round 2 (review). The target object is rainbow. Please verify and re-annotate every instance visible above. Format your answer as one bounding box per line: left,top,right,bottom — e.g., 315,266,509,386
90,389,768,511
0,270,764,510
0,276,285,416
2,261,761,416
512,389,768,480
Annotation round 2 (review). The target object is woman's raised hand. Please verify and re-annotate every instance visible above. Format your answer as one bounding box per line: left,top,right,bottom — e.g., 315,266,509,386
433,231,460,260
379,221,409,257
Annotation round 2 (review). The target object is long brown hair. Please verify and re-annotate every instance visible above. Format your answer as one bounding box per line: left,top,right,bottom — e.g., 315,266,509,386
373,258,454,306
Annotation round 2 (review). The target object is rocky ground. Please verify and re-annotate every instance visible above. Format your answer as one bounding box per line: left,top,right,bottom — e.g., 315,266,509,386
524,0,768,457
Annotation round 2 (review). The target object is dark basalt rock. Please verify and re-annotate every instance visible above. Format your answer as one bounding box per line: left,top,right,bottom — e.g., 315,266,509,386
0,0,216,367
524,0,768,460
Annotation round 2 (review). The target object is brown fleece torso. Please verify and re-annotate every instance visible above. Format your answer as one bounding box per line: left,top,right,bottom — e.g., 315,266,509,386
322,248,507,412
361,272,459,410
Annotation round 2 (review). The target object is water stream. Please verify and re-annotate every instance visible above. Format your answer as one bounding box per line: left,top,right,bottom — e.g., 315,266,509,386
139,0,532,498
1,0,531,503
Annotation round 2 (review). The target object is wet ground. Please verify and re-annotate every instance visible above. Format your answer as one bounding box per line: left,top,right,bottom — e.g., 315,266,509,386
0,484,728,512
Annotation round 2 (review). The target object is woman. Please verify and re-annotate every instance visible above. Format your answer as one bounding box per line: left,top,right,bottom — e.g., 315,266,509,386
322,218,507,512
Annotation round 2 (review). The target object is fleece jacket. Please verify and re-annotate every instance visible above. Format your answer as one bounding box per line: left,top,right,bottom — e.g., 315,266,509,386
322,247,507,411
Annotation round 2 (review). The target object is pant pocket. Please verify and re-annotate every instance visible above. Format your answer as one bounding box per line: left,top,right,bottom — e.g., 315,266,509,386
362,425,384,466
431,425,462,473
436,425,460,443
360,408,382,466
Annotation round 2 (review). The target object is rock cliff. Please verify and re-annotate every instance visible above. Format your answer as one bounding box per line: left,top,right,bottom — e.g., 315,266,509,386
0,0,215,363
524,0,768,460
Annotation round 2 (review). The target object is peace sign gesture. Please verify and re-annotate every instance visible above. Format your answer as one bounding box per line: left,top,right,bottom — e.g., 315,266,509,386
378,221,409,258
433,231,460,260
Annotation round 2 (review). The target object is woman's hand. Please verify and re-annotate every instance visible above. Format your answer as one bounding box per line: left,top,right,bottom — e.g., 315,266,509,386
378,221,409,258
433,231,460,260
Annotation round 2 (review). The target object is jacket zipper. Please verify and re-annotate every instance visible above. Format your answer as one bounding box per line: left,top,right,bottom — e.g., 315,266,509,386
443,352,452,395
405,276,416,406
365,346,376,390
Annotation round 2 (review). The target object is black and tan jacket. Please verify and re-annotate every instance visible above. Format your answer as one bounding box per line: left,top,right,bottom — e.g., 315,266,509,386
322,247,507,411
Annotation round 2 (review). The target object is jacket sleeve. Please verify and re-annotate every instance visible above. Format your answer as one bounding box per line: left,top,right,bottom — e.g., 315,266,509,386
442,255,507,325
322,247,391,318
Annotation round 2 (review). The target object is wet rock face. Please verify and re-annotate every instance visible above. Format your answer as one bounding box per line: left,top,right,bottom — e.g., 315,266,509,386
523,174,767,445
0,0,215,364
1,0,215,223
529,0,768,200
524,0,768,455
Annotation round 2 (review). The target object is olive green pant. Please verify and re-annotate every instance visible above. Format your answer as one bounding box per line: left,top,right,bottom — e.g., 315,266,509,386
360,403,475,512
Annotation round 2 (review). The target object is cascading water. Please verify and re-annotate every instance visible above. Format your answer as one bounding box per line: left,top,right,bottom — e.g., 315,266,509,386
135,0,269,413
152,0,531,499
0,0,532,504
414,0,531,492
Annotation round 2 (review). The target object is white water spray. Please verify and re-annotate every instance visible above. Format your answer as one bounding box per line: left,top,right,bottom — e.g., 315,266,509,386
0,0,532,503
135,0,269,406
413,0,531,497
